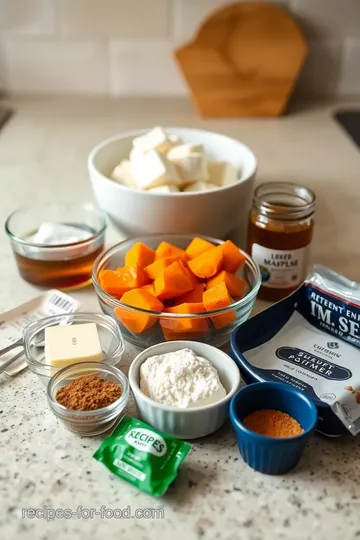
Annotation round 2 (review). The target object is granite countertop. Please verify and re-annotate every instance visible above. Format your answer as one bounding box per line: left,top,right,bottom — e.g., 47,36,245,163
1,97,360,540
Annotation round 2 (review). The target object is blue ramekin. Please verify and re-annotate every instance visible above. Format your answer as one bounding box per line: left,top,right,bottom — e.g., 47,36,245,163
230,381,318,475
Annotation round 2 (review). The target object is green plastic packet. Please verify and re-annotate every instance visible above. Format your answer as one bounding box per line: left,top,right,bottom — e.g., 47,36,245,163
93,416,191,496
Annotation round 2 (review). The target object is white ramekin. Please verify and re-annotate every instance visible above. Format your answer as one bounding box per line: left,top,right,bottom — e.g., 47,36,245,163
128,340,241,439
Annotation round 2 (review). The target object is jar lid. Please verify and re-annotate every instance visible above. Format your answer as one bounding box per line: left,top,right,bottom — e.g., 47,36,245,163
253,182,316,221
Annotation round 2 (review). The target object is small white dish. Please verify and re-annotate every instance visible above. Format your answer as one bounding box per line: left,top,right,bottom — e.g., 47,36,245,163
128,340,241,439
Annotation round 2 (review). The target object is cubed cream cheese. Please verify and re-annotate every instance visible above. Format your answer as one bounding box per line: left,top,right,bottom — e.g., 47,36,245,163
167,144,208,184
168,134,182,148
45,323,103,367
129,146,145,163
167,143,205,159
111,159,137,189
183,181,218,192
130,149,182,190
207,160,239,186
132,127,172,154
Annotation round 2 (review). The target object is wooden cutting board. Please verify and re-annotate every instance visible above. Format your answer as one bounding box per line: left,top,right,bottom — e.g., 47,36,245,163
174,2,307,117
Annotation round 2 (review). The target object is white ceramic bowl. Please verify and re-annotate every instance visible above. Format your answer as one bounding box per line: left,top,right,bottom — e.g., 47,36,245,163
88,128,257,239
128,340,241,439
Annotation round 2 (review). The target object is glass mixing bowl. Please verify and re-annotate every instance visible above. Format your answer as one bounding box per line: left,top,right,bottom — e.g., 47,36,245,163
92,234,261,349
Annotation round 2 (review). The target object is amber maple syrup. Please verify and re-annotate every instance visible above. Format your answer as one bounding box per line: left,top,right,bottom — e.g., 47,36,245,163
14,224,104,290
247,183,316,302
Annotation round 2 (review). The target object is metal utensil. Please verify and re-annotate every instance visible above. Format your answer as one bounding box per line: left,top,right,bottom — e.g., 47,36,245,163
0,339,44,375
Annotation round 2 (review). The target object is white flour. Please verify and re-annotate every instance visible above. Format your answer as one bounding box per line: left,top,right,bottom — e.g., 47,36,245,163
140,348,226,408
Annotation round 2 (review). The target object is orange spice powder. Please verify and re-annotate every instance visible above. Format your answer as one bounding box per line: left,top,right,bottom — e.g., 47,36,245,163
243,409,303,438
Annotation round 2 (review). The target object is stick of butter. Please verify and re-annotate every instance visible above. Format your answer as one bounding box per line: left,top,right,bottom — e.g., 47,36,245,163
45,323,103,367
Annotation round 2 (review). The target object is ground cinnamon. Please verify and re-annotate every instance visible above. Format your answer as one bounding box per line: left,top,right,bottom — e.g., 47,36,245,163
243,409,303,438
56,375,122,411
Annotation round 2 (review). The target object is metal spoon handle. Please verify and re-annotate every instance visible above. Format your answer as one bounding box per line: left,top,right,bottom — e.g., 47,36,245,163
0,339,23,357
0,350,24,374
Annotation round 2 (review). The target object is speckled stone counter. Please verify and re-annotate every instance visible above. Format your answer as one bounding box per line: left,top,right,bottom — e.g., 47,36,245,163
1,97,360,540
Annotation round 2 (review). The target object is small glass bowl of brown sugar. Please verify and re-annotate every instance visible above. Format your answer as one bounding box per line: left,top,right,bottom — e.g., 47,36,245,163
47,362,129,436
230,381,318,475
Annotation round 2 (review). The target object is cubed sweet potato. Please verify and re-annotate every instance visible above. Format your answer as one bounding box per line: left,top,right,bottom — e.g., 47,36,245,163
221,240,246,273
181,261,200,286
203,282,235,329
98,269,132,298
154,261,193,300
141,283,156,295
160,302,209,335
116,264,149,288
114,289,163,334
125,241,155,268
175,282,205,304
155,241,187,261
188,246,223,279
207,271,246,299
144,256,184,281
185,237,215,259
161,328,208,341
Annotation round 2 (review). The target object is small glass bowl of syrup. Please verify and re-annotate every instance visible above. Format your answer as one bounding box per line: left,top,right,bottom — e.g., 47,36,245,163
5,203,107,290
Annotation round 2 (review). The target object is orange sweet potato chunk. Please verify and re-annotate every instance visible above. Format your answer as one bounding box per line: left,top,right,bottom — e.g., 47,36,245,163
154,261,194,300
145,256,185,281
168,302,206,313
188,246,223,279
203,282,235,329
221,240,246,273
99,266,148,297
141,283,156,295
160,302,209,335
185,237,215,259
207,271,246,299
116,264,150,288
114,289,163,334
162,328,208,341
175,283,205,304
125,241,155,268
98,269,132,298
181,261,200,286
155,241,187,261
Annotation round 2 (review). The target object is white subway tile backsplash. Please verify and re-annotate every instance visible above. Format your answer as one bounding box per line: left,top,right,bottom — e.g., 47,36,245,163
340,40,360,96
172,0,226,41
0,0,358,98
0,0,55,35
56,0,169,39
2,39,110,94
110,41,187,96
172,0,289,41
295,40,342,97
290,0,360,38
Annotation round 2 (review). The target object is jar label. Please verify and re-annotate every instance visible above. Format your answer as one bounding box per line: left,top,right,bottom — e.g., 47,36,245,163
251,244,309,289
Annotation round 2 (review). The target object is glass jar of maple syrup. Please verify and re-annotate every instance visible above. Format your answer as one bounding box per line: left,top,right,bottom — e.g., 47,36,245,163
247,182,316,302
